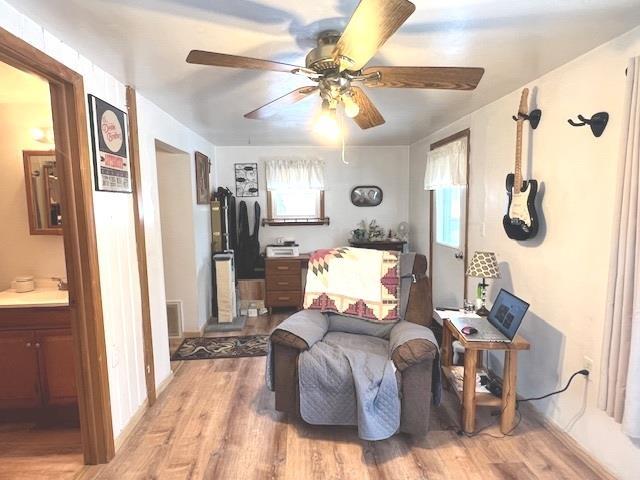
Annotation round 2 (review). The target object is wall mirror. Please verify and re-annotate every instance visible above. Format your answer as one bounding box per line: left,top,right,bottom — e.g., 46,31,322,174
351,185,383,207
23,150,63,235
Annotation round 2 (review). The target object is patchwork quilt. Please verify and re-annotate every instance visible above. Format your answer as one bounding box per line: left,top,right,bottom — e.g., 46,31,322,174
303,247,400,323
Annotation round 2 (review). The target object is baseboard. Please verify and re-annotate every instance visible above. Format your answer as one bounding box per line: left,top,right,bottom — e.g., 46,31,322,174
520,403,616,480
156,372,174,398
182,324,206,337
114,398,148,452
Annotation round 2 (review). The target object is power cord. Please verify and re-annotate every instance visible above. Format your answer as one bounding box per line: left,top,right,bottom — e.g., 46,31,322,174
456,369,589,438
517,369,589,404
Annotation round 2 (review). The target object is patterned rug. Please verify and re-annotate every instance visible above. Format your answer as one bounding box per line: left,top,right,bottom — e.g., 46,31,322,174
171,335,269,361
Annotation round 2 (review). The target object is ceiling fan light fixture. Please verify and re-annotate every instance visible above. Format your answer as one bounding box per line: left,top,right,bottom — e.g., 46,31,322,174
314,106,341,142
342,93,360,118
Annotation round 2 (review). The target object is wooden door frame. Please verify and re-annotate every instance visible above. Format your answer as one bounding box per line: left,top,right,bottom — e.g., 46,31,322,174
428,128,471,304
0,27,114,463
126,86,156,405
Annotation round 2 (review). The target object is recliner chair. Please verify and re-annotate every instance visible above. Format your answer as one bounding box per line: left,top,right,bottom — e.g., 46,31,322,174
269,254,438,437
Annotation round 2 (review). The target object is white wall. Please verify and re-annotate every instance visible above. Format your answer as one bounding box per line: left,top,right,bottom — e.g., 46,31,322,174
0,0,215,440
215,146,409,252
136,96,215,361
0,101,66,289
156,149,202,334
409,26,640,480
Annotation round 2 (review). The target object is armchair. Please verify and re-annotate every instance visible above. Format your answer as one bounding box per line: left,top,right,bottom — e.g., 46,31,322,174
270,254,438,437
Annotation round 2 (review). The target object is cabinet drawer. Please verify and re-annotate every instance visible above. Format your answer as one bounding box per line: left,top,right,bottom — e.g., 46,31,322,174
266,274,301,292
266,260,301,276
266,291,302,308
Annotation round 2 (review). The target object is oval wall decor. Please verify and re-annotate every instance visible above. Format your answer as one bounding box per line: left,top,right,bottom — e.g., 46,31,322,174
351,186,383,207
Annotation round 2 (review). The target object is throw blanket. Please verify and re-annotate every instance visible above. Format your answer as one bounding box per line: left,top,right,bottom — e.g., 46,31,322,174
304,247,400,323
299,332,400,441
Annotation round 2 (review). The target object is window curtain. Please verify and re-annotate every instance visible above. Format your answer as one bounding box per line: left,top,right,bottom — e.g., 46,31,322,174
424,136,468,190
264,157,325,191
599,56,640,438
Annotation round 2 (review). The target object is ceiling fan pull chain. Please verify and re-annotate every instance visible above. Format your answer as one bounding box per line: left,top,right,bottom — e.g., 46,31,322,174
341,111,349,165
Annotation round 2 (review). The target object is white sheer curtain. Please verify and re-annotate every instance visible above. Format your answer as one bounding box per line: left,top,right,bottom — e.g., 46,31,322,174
264,157,325,191
423,136,468,190
599,56,640,438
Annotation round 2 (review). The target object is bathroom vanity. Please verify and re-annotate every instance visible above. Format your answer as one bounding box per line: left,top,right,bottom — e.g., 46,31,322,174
0,288,76,422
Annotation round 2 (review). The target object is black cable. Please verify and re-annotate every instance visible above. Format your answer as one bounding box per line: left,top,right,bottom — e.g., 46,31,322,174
456,369,589,438
517,369,589,404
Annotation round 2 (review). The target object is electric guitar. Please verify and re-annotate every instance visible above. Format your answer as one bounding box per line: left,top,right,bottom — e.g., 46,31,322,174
503,88,539,240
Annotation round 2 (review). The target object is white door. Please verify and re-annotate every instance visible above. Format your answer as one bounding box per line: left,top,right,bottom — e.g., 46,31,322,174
431,186,467,309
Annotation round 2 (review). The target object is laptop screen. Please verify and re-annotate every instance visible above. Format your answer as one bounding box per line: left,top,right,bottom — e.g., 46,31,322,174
488,289,530,340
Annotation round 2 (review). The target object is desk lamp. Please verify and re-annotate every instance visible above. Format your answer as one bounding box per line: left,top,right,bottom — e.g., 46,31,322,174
466,251,500,316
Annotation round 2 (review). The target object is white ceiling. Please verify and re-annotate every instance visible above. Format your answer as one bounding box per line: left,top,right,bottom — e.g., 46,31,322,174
8,0,640,145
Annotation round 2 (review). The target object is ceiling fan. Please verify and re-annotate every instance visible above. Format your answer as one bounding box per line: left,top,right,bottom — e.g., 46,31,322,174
186,0,484,132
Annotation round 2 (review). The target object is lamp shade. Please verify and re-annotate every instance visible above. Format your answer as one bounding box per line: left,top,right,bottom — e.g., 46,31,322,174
466,251,500,279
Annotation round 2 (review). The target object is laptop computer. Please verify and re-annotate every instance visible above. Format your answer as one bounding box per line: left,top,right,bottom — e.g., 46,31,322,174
451,289,529,343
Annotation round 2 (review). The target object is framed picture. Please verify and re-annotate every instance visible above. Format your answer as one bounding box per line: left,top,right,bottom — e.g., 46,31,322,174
235,163,258,197
87,95,131,193
195,151,211,204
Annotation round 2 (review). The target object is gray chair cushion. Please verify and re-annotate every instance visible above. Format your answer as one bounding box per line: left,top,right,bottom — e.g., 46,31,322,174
327,314,395,338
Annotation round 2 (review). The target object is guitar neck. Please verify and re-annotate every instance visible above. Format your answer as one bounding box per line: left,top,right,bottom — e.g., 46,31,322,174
515,120,523,191
513,88,528,192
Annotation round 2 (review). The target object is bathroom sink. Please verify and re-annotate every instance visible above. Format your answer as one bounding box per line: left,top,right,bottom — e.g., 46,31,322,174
0,287,69,308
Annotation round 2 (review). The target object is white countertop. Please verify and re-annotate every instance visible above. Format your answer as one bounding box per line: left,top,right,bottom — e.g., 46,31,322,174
0,287,69,308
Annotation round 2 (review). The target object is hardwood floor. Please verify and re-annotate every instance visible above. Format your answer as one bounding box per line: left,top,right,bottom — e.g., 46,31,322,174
0,423,83,480
95,313,610,480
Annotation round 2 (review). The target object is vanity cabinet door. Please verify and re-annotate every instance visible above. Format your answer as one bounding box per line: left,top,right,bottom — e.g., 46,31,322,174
0,331,41,409
36,329,77,406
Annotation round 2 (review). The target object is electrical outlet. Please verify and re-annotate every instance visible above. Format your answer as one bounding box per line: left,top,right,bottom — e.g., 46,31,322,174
583,356,594,376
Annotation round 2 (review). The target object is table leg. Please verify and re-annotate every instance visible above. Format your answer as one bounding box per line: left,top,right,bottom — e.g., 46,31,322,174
442,320,453,367
500,350,518,434
462,349,478,433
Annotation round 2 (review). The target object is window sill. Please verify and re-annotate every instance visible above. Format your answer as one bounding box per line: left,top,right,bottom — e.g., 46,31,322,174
262,218,330,227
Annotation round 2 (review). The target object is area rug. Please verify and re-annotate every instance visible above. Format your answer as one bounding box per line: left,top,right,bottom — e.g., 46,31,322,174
171,335,269,361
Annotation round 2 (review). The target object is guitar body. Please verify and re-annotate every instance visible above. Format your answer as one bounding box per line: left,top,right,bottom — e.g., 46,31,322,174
503,174,539,240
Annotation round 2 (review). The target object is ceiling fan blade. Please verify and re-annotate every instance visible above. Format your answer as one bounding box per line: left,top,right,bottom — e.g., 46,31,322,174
350,87,385,129
187,50,304,73
333,0,416,72
244,86,319,120
362,66,485,90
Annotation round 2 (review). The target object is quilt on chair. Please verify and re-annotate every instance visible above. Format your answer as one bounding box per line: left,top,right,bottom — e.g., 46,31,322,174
303,247,400,323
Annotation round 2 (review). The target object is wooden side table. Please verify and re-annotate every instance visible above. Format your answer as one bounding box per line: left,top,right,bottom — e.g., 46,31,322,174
441,318,530,434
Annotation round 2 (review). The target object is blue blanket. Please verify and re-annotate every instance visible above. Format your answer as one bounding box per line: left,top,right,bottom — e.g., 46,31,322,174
299,331,400,440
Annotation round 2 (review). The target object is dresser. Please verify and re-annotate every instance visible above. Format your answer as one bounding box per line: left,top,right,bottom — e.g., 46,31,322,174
265,255,309,312
348,240,407,252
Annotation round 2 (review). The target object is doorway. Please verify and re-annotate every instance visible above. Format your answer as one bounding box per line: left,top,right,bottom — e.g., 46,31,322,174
0,61,82,475
0,27,114,465
429,129,470,309
154,141,197,356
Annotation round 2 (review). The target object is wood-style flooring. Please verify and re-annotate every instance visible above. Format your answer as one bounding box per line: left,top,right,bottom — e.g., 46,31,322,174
93,313,611,480
0,423,83,480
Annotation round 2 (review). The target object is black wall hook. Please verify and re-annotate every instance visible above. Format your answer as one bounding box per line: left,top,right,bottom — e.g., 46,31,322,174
512,109,542,129
567,112,609,137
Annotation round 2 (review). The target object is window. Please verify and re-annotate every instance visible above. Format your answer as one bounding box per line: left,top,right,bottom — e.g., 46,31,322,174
435,186,462,248
265,189,327,225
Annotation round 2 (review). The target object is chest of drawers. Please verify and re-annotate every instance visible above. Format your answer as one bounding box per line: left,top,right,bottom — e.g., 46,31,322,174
265,256,308,312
